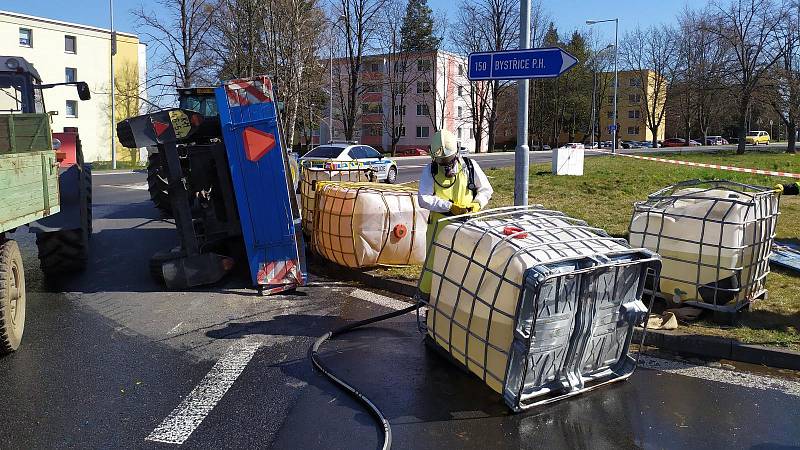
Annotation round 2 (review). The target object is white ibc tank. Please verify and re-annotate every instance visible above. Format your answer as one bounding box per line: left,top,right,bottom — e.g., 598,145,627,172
421,207,660,410
313,182,428,268
300,166,372,235
628,181,778,309
552,144,584,176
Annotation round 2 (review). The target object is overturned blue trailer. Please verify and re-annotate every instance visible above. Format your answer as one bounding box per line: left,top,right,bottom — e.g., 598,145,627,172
116,75,305,294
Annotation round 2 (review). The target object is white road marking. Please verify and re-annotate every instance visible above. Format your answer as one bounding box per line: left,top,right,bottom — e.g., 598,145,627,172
100,182,149,190
639,355,800,397
168,322,184,335
349,288,414,311
145,339,262,445
349,287,800,398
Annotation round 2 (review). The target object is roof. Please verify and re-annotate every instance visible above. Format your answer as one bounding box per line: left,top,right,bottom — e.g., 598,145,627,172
0,56,41,82
0,10,139,39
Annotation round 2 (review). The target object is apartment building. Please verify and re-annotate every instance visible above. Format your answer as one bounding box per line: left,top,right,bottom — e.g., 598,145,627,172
321,50,487,153
598,69,666,143
0,10,146,162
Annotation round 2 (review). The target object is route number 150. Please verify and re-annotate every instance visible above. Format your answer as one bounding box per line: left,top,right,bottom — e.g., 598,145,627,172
475,61,487,72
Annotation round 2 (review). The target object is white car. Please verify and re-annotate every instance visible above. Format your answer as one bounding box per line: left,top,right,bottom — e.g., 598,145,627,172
300,143,398,183
559,142,585,149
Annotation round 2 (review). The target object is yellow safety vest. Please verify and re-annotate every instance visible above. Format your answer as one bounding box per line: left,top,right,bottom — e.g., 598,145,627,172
420,161,475,294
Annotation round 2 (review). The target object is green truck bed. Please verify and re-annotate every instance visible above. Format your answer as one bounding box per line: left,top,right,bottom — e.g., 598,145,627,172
0,114,59,233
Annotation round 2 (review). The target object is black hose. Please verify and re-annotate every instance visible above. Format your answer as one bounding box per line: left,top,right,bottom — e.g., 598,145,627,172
310,303,421,450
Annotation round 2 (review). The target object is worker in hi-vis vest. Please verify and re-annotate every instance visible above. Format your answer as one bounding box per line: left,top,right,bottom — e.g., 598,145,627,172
417,130,493,298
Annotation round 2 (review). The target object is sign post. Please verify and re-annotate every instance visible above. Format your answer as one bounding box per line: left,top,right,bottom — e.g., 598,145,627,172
468,46,578,205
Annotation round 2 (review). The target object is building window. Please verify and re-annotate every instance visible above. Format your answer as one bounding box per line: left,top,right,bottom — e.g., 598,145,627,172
66,100,78,118
416,104,430,116
607,95,614,105
394,105,406,116
630,77,641,87
458,64,464,75
629,94,641,103
457,86,463,96
416,126,430,138
395,126,406,137
19,28,32,47
457,127,462,139
416,81,431,94
361,103,382,114
371,62,380,72
627,126,640,135
417,60,431,72
364,83,381,93
65,67,77,83
457,106,463,118
369,126,381,136
65,35,77,53
628,109,641,119
469,128,474,139
607,111,614,119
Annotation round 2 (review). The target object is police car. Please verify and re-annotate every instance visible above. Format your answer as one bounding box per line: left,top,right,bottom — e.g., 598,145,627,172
299,142,398,183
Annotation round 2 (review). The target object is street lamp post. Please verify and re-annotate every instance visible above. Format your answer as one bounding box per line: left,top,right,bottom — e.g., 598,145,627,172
586,18,619,154
587,44,613,150
329,14,346,143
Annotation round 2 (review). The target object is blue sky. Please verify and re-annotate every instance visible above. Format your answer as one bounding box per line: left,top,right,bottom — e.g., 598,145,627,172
6,0,694,41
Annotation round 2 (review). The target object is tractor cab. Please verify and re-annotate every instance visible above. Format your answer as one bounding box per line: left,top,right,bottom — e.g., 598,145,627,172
0,55,90,115
178,86,218,118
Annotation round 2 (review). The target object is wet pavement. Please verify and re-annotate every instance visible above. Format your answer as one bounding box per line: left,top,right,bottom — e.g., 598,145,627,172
0,171,798,449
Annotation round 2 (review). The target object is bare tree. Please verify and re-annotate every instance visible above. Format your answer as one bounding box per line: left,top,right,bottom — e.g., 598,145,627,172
707,0,787,154
451,2,490,152
766,2,800,153
621,25,677,148
333,0,386,141
133,0,217,104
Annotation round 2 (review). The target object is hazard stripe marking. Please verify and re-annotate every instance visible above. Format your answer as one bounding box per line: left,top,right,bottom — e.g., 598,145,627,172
594,150,800,179
145,339,262,445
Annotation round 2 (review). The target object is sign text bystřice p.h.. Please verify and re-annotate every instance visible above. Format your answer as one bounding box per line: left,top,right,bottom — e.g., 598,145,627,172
468,47,579,81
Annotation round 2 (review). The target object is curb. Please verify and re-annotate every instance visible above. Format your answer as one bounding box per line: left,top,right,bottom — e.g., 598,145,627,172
310,260,800,371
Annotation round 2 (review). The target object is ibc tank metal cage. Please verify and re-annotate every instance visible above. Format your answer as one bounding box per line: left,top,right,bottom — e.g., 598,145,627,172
299,165,372,235
628,180,779,313
312,182,424,268
416,206,661,412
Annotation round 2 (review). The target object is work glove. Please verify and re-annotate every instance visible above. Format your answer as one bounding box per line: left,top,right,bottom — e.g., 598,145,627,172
468,202,482,213
775,184,785,195
449,203,469,216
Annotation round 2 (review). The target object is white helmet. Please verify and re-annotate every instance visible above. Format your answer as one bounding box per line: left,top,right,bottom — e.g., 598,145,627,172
431,130,458,165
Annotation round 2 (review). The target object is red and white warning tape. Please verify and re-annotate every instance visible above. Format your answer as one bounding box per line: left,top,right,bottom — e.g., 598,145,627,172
592,150,800,179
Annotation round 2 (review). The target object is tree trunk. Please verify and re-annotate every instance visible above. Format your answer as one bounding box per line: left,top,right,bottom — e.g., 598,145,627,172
736,113,747,155
788,122,797,154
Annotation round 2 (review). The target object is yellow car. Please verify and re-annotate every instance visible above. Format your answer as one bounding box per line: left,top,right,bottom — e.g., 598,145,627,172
745,131,770,145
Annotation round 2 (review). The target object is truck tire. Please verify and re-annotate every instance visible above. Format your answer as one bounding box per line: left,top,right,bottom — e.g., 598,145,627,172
147,153,172,216
84,164,93,237
0,240,25,355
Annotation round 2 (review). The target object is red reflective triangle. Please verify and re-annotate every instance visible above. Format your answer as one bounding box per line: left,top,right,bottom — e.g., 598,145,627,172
242,127,276,162
153,120,170,137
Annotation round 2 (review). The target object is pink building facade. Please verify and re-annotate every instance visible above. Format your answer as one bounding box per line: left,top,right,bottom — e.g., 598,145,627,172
321,50,488,153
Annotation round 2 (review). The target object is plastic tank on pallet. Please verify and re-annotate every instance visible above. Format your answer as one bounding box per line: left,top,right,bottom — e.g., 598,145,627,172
299,165,373,235
628,180,779,312
418,206,661,411
313,182,428,268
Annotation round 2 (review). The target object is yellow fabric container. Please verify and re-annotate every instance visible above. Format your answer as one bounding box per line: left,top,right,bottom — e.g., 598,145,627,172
313,182,429,268
299,165,372,235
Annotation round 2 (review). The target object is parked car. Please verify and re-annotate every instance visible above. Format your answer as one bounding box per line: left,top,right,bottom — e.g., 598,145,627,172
705,135,725,146
599,141,613,149
300,142,398,183
395,147,428,157
638,141,656,148
661,138,701,147
531,143,551,151
558,142,585,149
745,130,770,145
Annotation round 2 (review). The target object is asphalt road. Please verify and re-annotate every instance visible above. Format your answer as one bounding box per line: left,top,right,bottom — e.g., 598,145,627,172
0,171,798,449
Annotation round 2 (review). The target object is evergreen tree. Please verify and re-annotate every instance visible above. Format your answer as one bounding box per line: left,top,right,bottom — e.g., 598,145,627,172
400,0,440,51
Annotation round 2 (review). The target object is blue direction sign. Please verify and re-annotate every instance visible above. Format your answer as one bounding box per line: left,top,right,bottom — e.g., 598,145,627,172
468,47,579,81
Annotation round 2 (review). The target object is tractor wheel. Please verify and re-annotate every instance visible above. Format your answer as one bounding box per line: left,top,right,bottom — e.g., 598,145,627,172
36,229,88,277
147,153,172,217
84,164,93,237
0,240,26,355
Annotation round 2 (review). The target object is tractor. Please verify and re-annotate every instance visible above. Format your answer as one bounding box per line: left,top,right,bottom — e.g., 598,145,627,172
0,56,93,355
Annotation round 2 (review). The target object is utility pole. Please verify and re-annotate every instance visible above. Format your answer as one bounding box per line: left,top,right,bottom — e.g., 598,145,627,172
329,15,346,143
514,0,531,206
110,0,117,169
